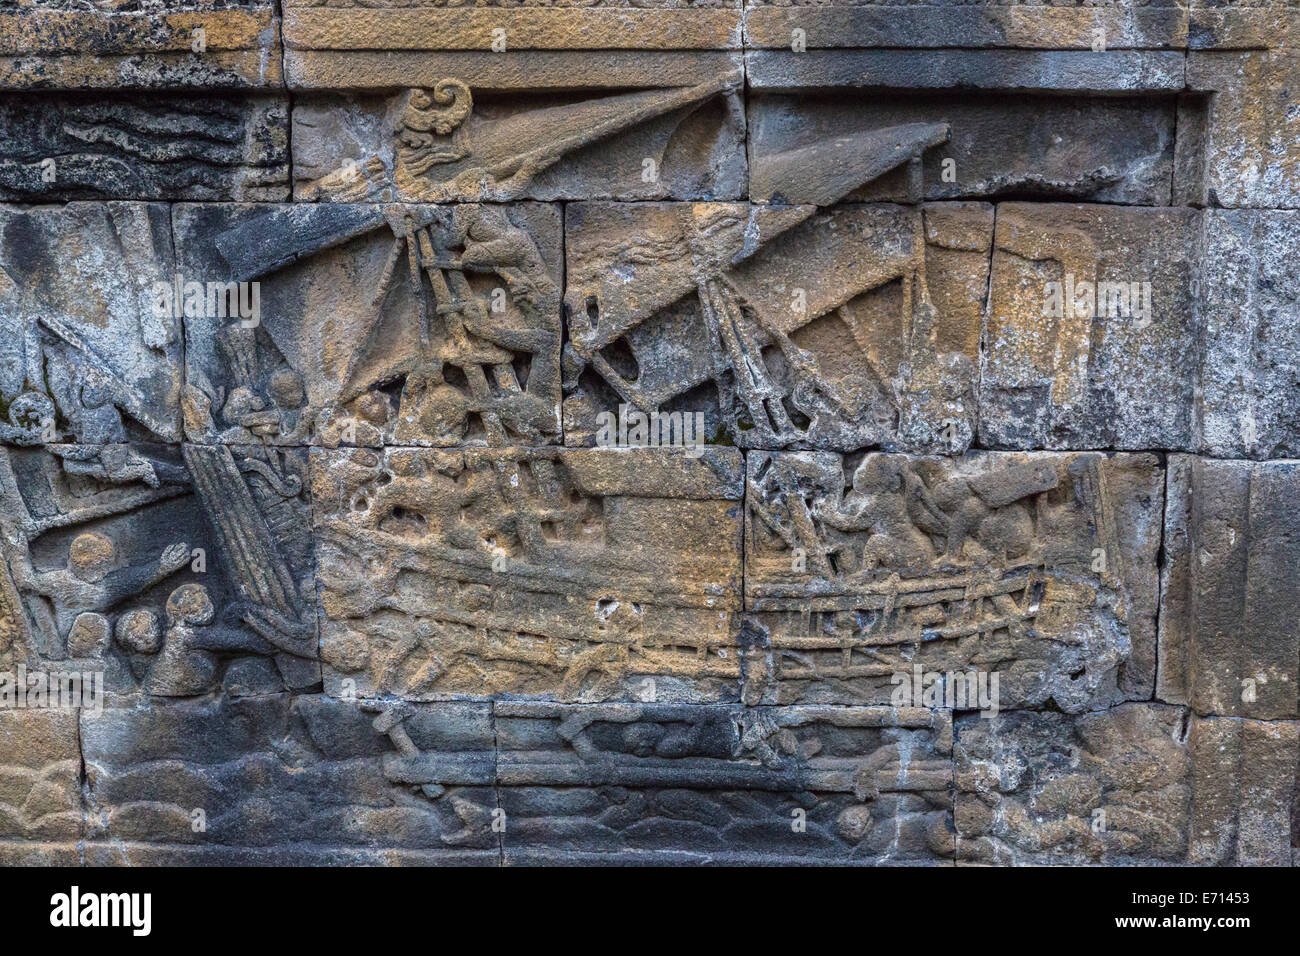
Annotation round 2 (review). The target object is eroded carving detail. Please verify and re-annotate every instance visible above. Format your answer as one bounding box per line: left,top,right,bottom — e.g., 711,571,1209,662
182,202,563,448
0,443,318,697
313,446,742,703
744,451,1163,709
298,75,745,204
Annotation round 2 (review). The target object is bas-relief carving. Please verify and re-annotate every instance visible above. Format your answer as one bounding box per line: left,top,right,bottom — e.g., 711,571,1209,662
561,197,987,455
743,451,1163,709
494,702,954,863
0,204,181,452
179,200,564,449
312,445,743,703
0,442,318,697
293,73,747,203
0,28,1297,865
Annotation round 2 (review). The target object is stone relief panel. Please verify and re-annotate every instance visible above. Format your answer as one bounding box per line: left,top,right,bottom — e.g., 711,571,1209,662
562,201,989,455
0,442,318,698
178,202,563,448
748,92,1177,206
312,446,743,704
81,695,499,863
0,709,82,852
0,202,182,448
743,451,1163,709
495,702,953,864
292,76,747,203
1,0,1298,870
0,95,288,202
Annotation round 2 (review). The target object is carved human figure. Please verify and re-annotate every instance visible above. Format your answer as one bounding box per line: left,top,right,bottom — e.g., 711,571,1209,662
397,363,471,444
66,611,111,657
817,458,936,571
41,351,165,484
449,206,562,441
115,608,162,655
12,532,190,637
145,583,218,697
909,461,1046,565
267,369,309,441
367,459,505,553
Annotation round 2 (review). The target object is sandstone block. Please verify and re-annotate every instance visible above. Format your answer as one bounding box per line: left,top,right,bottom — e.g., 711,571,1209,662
1198,210,1300,459
0,202,182,446
563,202,990,455
284,4,743,53
81,694,499,861
0,3,282,90
744,4,1189,51
746,50,1186,94
0,94,288,201
176,202,564,448
1187,51,1300,208
290,71,746,202
1159,456,1300,720
982,203,1199,451
312,445,744,704
0,442,319,697
1187,714,1298,866
0,709,82,845
744,450,1163,708
496,701,953,864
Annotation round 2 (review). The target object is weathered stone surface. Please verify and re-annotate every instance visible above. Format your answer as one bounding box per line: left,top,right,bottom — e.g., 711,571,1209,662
1198,210,1300,458
563,202,988,454
1187,51,1300,209
312,446,743,703
750,94,1176,206
82,694,499,862
982,203,1199,451
744,4,1190,51
177,202,563,447
1188,5,1300,51
0,709,82,847
285,5,744,52
0,202,182,446
956,705,1298,866
496,702,953,864
1159,456,1300,720
1187,714,1299,866
3,0,1300,871
747,50,1186,94
0,442,318,696
955,704,1191,865
0,94,288,201
744,451,1163,708
287,49,743,93
0,3,283,90
291,75,746,202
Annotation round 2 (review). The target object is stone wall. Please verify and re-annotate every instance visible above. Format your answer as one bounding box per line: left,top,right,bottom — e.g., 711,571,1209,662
1,0,1297,866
